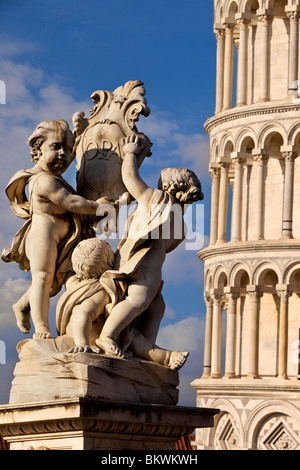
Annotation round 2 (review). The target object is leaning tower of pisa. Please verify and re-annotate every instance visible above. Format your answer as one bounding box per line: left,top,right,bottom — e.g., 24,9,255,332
192,0,300,451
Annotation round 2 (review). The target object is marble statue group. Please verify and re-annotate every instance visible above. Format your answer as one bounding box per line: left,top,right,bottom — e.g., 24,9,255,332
2,81,203,373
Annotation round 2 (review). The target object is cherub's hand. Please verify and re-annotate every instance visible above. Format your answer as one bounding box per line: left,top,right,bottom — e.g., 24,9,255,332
96,196,118,209
95,197,119,235
122,135,145,157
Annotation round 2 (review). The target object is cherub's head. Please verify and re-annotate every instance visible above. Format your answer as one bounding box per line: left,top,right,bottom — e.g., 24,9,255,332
27,119,74,175
71,238,114,281
158,168,204,204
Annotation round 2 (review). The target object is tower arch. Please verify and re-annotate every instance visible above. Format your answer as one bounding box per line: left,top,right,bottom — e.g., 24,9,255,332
230,263,251,287
236,129,256,154
259,127,286,153
226,0,240,17
243,0,261,14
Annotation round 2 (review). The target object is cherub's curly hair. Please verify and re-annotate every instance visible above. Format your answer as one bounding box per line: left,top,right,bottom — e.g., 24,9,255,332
71,238,114,281
27,119,73,163
158,168,203,203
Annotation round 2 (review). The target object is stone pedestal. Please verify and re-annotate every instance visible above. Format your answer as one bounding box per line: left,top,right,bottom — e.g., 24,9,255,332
9,337,179,406
0,337,219,450
0,398,219,450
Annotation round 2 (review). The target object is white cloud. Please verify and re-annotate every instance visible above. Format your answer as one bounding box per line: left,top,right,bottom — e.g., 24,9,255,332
139,112,180,147
157,315,205,352
172,132,210,175
0,37,38,60
0,359,15,404
156,312,228,406
0,43,90,247
162,240,203,286
139,112,210,177
164,303,176,320
156,315,207,406
0,268,31,330
178,369,199,406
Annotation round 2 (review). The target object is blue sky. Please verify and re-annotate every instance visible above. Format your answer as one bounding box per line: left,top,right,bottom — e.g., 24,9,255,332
0,0,216,406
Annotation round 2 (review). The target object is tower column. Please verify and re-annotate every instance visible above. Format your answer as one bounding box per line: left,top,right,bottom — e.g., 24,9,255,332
253,151,268,240
211,292,223,379
209,167,220,245
258,13,270,102
215,29,225,114
217,162,229,244
281,147,297,239
202,295,213,379
236,18,248,106
223,23,234,110
247,287,263,378
276,285,293,380
224,290,239,378
231,155,245,242
286,8,300,94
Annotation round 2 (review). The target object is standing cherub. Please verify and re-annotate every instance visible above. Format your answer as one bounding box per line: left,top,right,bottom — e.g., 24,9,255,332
2,119,114,339
97,135,204,360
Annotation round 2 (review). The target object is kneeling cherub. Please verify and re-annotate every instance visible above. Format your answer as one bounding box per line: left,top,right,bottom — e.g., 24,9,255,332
56,238,115,353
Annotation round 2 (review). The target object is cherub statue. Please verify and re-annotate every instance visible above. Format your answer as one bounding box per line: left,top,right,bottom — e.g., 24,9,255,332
96,135,204,359
56,237,188,370
2,119,114,340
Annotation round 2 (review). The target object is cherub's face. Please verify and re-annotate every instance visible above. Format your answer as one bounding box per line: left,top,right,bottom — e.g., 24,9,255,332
179,181,204,204
37,130,73,175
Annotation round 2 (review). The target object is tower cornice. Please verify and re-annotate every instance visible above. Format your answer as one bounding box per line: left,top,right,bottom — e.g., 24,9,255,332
198,239,300,261
204,101,300,136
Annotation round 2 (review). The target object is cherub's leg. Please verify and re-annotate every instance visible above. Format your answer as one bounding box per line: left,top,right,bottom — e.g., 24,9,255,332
13,288,31,334
66,292,108,354
130,329,189,371
27,240,57,339
29,272,54,339
67,305,96,353
96,277,161,357
137,290,165,344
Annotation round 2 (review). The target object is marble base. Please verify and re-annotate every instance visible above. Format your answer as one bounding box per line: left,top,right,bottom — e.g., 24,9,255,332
0,398,219,450
9,337,179,406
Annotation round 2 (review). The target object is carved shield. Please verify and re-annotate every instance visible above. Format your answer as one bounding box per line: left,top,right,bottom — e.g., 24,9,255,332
73,80,152,203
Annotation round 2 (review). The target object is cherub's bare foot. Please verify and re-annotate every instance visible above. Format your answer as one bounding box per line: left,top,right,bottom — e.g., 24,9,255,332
169,351,189,371
69,345,97,354
13,303,31,334
33,328,52,340
95,336,125,358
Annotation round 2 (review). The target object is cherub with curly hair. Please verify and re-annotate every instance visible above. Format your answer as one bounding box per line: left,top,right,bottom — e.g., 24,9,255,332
97,135,204,366
2,119,113,340
56,238,115,353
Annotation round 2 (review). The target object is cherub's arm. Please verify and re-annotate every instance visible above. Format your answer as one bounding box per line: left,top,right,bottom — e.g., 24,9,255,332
121,135,154,206
37,174,113,214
